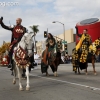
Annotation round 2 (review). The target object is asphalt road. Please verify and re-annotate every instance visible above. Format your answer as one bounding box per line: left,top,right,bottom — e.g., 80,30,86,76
0,63,100,100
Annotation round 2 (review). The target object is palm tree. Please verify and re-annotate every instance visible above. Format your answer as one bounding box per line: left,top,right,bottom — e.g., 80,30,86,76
29,25,39,52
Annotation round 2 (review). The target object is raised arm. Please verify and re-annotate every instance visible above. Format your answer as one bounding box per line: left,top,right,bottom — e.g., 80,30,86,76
75,26,82,37
0,17,13,31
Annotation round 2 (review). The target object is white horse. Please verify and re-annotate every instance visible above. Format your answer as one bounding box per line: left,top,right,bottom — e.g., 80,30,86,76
12,33,34,91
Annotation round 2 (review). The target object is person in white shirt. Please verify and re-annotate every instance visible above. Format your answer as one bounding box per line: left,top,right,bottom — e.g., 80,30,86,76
70,56,72,63
34,51,39,66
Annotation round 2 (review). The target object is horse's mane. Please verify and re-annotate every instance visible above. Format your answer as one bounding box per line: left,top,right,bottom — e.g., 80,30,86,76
21,33,29,41
18,33,33,49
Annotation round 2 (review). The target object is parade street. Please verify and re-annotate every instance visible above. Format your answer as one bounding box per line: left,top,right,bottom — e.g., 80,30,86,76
0,63,100,100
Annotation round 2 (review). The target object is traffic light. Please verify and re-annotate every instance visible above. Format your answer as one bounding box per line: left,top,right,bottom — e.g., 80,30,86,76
64,44,67,50
66,51,68,54
44,31,47,38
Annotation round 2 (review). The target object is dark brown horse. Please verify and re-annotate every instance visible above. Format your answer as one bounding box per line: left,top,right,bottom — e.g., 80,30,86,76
72,38,100,75
41,40,62,77
74,50,98,75
85,50,99,75
73,27,100,75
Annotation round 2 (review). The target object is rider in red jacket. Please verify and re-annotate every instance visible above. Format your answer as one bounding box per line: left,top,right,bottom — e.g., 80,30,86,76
0,17,26,70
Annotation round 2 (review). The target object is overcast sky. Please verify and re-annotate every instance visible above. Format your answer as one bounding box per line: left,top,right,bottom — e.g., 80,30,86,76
0,0,100,45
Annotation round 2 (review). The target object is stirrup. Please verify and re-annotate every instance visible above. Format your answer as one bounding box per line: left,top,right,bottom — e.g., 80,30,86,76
32,62,34,68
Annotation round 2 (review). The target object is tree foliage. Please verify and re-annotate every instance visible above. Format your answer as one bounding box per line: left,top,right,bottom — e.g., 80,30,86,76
0,42,10,54
29,25,39,52
29,25,39,35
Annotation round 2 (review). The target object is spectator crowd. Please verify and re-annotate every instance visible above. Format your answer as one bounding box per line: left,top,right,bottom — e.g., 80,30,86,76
61,54,100,64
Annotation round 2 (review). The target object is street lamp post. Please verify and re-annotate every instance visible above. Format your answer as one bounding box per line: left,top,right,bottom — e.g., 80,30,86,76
52,21,66,55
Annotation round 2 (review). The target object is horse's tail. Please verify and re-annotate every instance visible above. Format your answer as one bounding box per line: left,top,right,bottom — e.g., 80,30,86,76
42,47,48,65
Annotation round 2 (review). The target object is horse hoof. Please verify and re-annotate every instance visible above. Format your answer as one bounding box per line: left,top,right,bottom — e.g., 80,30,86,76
46,74,49,76
75,71,77,74
56,74,58,77
55,74,58,77
26,87,30,91
13,80,16,84
19,87,24,91
46,72,49,76
94,73,97,76
22,77,26,80
78,72,81,75
54,72,58,77
86,73,88,75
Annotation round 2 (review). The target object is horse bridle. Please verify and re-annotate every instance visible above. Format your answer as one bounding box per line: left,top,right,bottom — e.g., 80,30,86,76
24,37,33,49
22,39,34,57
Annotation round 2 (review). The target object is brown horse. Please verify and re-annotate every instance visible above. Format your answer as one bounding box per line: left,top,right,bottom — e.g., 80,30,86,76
72,38,100,75
41,40,62,77
75,50,99,75
73,38,100,75
85,50,100,75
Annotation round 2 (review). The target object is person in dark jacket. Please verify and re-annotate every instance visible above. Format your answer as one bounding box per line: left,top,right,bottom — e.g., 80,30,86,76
0,17,26,70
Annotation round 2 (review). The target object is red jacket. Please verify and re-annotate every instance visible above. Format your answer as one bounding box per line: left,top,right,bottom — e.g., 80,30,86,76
1,21,26,49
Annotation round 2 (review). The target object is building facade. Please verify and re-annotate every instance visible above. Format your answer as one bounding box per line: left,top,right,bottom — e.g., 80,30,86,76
56,28,74,43
36,41,46,56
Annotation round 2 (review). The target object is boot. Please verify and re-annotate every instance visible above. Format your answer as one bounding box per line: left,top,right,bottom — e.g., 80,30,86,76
30,56,34,68
8,56,13,71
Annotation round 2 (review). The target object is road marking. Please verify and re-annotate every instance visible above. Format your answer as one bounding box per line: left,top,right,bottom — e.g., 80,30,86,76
30,74,100,91
1,67,100,91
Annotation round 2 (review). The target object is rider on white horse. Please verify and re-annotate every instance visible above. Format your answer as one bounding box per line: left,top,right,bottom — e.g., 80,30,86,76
12,33,34,91
0,17,34,74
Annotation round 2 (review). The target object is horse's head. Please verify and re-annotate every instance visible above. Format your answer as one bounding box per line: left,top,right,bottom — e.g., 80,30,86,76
19,33,34,57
